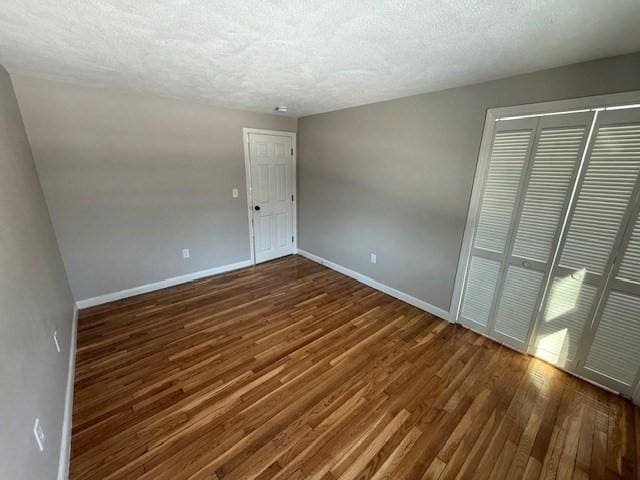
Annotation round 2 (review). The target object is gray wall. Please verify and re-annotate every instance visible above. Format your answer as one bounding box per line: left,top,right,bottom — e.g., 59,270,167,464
0,67,75,479
298,52,640,314
13,76,297,301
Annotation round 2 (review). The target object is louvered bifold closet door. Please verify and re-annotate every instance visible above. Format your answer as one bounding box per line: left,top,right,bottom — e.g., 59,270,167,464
578,108,640,396
490,113,593,350
459,118,536,334
459,113,594,348
532,108,640,373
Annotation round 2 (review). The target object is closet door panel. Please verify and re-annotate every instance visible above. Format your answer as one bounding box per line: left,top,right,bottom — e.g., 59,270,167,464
474,129,533,253
493,266,544,343
559,122,640,274
459,118,536,332
583,267,640,395
581,114,640,396
489,113,593,350
533,109,640,374
460,256,501,328
584,291,640,386
533,271,598,367
512,126,588,263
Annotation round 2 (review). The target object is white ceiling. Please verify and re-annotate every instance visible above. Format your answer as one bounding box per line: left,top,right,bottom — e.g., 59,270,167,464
1,1,639,117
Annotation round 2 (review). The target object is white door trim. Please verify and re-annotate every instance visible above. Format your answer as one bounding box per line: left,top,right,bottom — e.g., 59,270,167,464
242,128,297,265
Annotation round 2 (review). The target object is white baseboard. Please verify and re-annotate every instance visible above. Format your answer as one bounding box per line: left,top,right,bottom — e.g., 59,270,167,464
297,249,451,321
76,260,253,309
57,305,78,480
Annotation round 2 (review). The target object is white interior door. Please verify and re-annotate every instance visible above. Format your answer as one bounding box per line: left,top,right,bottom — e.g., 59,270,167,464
248,132,294,263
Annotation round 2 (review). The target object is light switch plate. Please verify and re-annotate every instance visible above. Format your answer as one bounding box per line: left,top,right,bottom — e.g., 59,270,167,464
182,248,190,259
370,253,377,264
232,188,239,198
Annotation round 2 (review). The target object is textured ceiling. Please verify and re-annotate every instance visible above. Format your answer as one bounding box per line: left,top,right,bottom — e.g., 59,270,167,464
1,1,640,117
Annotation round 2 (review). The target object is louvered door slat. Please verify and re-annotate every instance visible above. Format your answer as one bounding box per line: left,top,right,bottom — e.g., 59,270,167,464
474,130,532,253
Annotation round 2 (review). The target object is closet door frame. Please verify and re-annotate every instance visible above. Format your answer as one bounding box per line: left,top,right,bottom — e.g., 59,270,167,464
452,90,640,325
451,91,640,386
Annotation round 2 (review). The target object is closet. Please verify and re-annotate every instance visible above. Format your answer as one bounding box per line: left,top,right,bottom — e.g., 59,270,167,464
455,99,640,398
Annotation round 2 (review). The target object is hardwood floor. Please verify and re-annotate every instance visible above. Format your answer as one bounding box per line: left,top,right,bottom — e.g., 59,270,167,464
71,255,640,480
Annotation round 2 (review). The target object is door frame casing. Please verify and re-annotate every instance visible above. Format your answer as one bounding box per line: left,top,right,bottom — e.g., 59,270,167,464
242,128,297,265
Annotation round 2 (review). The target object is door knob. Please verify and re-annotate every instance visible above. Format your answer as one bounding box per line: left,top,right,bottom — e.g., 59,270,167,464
254,205,261,211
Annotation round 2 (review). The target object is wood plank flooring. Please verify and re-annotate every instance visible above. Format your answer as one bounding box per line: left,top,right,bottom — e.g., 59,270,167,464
71,255,640,480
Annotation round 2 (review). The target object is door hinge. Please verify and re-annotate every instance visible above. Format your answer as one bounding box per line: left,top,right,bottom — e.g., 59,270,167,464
291,148,294,155
291,194,294,202
292,236,294,243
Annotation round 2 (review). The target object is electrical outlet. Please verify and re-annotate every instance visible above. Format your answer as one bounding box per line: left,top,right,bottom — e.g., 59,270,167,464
182,249,190,259
370,253,377,264
33,418,45,452
53,331,61,353
232,188,239,198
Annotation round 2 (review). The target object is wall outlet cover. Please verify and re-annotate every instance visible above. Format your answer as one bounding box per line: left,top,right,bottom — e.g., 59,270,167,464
370,253,377,264
182,249,190,259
